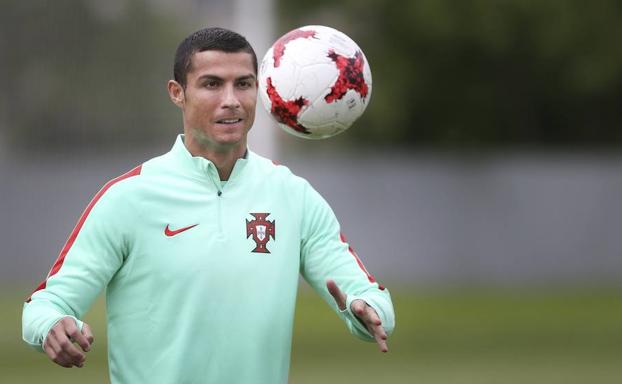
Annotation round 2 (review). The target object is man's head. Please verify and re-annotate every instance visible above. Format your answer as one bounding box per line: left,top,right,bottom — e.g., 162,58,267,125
168,28,259,157
173,27,258,89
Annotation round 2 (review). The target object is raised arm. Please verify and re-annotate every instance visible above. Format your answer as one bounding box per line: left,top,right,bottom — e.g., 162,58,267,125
299,181,395,349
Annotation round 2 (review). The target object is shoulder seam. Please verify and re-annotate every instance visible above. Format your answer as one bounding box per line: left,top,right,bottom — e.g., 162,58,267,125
25,164,142,302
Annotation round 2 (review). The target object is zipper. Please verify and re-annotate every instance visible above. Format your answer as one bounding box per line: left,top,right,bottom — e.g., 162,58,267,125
206,157,246,239
216,189,223,238
206,164,224,237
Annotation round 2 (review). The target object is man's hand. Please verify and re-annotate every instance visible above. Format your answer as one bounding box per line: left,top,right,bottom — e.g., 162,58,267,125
43,317,94,368
326,279,389,352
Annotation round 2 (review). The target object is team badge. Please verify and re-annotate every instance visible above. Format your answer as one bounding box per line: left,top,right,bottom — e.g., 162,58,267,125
246,213,275,253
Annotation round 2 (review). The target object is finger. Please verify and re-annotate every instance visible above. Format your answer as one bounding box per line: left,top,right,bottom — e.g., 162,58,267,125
82,323,95,345
44,336,74,368
351,302,389,352
67,322,91,352
56,332,86,367
365,310,388,352
373,330,389,353
352,301,381,328
66,320,90,352
326,279,347,310
367,310,388,340
359,305,382,334
350,299,368,318
58,318,88,365
366,307,383,327
59,350,81,368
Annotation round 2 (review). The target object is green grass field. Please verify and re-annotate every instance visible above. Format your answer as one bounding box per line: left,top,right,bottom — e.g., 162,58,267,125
2,286,621,383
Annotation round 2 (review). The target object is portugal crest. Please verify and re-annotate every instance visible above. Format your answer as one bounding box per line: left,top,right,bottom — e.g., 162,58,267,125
246,213,275,253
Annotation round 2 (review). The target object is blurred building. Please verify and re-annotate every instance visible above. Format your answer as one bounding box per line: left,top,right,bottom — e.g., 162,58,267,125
2,0,621,289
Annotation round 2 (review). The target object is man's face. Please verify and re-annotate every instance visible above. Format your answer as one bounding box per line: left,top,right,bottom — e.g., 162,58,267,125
175,50,258,152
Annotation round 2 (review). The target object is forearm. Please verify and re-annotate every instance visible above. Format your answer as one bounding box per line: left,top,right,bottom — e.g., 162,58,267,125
300,182,396,341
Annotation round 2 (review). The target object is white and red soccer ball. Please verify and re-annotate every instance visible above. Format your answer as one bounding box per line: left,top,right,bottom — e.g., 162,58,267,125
258,25,372,139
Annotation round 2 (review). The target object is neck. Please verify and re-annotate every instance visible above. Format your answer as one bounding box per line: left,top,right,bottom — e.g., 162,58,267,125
184,135,246,181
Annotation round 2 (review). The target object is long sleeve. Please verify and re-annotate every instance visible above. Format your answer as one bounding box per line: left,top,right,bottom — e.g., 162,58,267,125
22,168,139,351
299,181,395,341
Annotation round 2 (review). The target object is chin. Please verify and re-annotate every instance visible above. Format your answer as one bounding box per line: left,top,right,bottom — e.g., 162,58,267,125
216,130,246,144
211,138,247,152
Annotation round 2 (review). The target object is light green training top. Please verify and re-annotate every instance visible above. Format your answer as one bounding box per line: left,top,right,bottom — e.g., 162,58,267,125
22,135,395,384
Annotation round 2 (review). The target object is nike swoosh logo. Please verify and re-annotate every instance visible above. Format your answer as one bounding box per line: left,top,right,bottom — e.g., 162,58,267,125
165,224,198,237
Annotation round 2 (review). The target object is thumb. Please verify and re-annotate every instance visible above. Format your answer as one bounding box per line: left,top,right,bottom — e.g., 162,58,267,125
326,279,347,311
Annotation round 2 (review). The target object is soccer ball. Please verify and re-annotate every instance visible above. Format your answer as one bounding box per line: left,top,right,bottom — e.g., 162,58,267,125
258,25,372,139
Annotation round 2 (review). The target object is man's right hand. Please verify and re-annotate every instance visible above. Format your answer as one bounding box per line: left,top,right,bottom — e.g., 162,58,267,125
43,317,94,368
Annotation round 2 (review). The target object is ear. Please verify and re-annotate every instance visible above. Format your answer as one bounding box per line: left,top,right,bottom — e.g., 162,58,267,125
167,80,185,108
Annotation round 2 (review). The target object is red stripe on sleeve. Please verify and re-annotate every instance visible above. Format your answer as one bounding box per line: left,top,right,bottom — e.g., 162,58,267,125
340,233,385,290
26,165,142,302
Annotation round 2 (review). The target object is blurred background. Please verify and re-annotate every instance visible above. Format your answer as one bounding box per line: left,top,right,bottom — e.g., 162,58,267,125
1,0,621,383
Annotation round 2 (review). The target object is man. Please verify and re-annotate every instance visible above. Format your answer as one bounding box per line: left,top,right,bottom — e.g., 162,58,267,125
22,27,395,383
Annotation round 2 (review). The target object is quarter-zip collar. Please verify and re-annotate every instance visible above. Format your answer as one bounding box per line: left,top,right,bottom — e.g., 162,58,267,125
168,134,250,189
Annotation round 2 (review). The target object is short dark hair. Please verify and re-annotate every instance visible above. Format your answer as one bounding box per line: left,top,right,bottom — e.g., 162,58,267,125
173,27,258,88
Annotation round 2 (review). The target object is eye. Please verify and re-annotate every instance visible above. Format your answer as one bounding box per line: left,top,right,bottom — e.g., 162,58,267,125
237,79,254,89
204,80,220,89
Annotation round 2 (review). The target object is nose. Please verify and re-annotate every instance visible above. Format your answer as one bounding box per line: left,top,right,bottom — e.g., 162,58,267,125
221,84,241,109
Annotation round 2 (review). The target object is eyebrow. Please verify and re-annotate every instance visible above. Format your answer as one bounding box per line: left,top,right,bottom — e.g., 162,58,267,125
197,74,257,82
238,74,257,82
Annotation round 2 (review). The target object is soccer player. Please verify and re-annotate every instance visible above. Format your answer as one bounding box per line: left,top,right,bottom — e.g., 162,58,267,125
22,27,395,383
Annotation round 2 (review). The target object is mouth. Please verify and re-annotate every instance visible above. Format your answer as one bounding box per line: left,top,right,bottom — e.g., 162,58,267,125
216,118,243,125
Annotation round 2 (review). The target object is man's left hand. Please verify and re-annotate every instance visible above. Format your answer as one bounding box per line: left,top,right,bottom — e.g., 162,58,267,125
326,279,389,353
